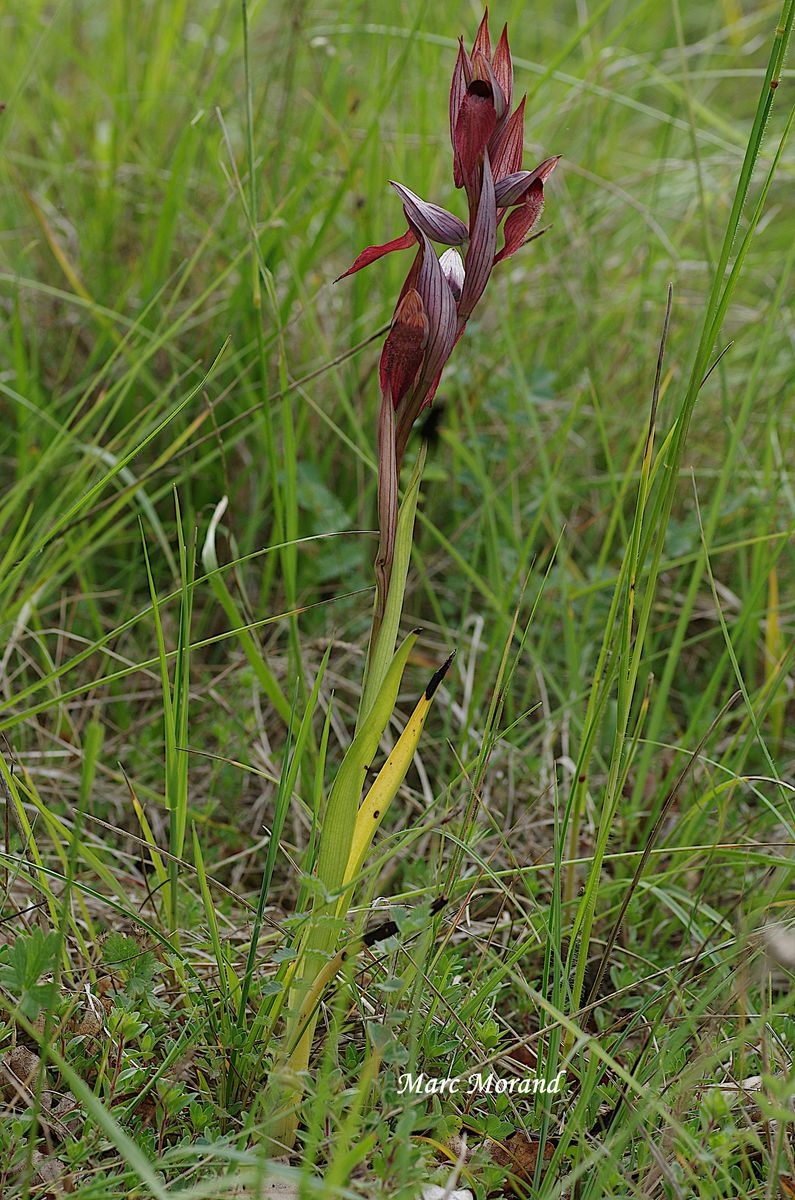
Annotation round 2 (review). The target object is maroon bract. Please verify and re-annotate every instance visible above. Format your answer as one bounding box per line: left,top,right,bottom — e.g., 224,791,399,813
338,7,559,618
379,290,429,407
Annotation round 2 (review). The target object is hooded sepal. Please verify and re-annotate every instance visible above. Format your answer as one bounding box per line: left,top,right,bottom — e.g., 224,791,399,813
492,24,513,114
471,7,491,60
390,181,469,245
411,230,458,402
472,49,506,120
494,157,560,207
394,232,458,462
450,38,473,184
458,150,497,322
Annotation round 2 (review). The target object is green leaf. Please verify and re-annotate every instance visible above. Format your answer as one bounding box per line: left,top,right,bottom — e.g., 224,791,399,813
315,629,421,909
102,932,160,1000
0,929,60,1020
125,952,159,998
102,931,139,968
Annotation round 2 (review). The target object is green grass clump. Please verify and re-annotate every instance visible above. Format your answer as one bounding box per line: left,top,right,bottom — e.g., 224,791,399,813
1,0,794,1197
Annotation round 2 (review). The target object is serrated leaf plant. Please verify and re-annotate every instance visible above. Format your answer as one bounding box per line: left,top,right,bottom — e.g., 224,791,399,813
101,932,161,1002
0,928,60,1022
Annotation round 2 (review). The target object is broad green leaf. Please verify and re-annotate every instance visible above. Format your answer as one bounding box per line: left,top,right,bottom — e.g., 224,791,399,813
315,628,421,906
345,652,455,888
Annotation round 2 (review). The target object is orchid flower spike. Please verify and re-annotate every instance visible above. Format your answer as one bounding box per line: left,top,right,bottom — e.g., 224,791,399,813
337,7,559,462
337,8,559,623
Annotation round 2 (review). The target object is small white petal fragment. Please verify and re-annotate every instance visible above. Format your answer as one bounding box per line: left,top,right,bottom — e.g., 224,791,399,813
439,247,466,302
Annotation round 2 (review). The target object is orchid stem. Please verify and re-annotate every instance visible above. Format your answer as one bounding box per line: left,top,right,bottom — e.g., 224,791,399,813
358,442,427,732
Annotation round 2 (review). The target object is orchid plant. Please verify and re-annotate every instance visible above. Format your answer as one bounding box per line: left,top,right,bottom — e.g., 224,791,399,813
338,7,558,654
274,8,557,1144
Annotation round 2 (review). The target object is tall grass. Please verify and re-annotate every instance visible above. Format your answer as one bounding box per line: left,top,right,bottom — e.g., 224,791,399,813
0,0,793,1197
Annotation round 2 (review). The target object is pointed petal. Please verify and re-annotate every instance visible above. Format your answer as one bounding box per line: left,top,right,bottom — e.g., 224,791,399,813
494,171,531,207
394,237,458,462
494,179,545,263
489,96,526,182
458,150,497,321
389,181,468,246
454,80,497,181
492,24,513,113
450,39,471,158
471,7,491,60
439,247,465,302
494,157,560,206
452,42,474,187
335,228,416,282
536,155,561,181
379,288,429,406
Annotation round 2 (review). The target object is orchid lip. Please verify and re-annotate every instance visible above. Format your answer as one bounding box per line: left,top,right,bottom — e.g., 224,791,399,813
495,178,546,263
454,81,497,181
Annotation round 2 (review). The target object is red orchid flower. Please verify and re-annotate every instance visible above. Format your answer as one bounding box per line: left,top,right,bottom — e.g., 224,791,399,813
337,8,559,618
